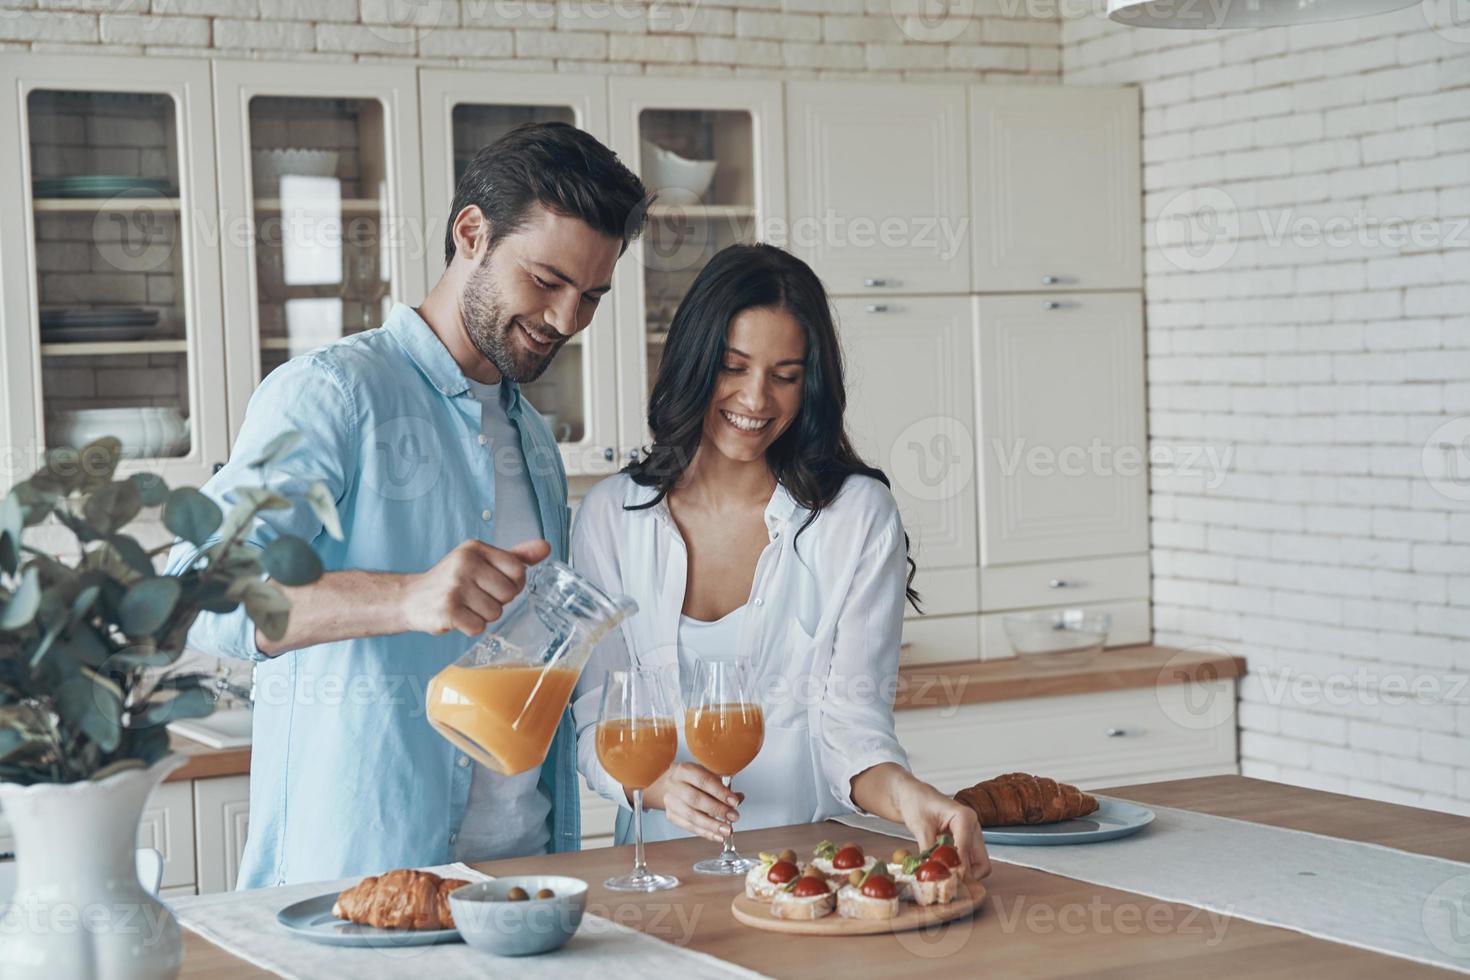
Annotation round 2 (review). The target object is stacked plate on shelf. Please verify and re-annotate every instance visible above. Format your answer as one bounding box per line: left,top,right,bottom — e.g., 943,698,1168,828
33,175,174,199
39,308,160,344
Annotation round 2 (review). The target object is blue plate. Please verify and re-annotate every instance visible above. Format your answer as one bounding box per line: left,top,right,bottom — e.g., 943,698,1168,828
981,797,1154,846
276,893,462,947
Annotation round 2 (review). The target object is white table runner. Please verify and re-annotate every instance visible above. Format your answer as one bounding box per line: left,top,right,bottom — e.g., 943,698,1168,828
170,863,769,980
836,801,1470,975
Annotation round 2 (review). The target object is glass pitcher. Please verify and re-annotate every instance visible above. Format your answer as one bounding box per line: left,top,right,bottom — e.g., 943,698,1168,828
425,560,637,775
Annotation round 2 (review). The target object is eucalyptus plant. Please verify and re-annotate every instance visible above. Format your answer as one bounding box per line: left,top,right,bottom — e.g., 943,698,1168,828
0,433,337,785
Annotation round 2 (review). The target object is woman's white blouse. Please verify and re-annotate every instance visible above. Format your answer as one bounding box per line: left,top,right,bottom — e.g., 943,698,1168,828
570,472,911,841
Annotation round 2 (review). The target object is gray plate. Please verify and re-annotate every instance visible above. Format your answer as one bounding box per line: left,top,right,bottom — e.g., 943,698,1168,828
276,893,462,948
981,798,1155,846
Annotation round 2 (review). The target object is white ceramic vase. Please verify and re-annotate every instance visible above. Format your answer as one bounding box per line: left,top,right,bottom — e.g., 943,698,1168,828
0,754,186,980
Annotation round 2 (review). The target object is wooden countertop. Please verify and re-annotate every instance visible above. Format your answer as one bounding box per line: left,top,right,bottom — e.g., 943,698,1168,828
162,645,1245,783
893,643,1246,711
177,776,1465,978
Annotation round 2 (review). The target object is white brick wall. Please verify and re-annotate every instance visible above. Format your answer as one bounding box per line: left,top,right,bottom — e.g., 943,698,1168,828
0,0,1060,81
1064,4,1470,816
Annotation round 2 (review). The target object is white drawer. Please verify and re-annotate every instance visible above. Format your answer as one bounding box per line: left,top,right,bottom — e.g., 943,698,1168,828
979,598,1150,661
980,554,1148,612
895,680,1237,794
900,614,980,666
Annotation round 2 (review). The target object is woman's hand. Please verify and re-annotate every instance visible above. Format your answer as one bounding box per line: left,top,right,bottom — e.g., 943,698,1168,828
893,777,991,881
641,762,744,844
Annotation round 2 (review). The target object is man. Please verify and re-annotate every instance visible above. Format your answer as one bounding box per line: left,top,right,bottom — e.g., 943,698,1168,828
167,123,647,888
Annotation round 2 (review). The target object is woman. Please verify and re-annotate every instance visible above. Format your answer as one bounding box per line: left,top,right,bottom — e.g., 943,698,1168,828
569,244,990,879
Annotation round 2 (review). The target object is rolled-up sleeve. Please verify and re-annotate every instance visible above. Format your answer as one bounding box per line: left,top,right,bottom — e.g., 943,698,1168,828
163,355,358,663
817,503,911,813
568,490,634,810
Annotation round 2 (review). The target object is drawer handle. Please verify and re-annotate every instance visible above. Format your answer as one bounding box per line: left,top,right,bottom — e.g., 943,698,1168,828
1048,578,1071,589
1042,301,1063,310
1042,275,1059,285
865,303,891,313
1105,727,1128,737
602,447,615,462
863,278,891,287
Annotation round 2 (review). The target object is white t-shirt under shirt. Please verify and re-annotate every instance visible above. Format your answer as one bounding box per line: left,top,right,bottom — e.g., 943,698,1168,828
452,379,552,862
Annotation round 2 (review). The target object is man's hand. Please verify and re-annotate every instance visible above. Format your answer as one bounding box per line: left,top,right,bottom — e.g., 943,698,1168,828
642,762,745,843
401,539,552,637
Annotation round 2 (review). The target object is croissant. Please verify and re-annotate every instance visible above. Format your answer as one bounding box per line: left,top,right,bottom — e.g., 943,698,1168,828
332,868,469,930
955,772,1098,826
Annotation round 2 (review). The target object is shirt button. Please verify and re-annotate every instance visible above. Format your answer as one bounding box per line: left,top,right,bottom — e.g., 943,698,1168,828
458,755,469,768
754,598,764,607
481,509,491,521
477,434,488,446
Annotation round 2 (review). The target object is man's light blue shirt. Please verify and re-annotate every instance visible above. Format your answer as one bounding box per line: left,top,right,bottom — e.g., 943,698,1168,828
165,304,580,889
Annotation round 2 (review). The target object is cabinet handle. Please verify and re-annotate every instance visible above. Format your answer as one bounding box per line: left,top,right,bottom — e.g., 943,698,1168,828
1105,727,1127,737
603,447,615,462
212,462,224,475
1042,275,1059,285
1048,578,1070,589
1042,301,1062,310
863,278,891,288
627,449,640,462
865,304,891,313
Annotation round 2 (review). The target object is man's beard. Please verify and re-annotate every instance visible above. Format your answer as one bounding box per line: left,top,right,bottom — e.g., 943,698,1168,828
460,258,564,384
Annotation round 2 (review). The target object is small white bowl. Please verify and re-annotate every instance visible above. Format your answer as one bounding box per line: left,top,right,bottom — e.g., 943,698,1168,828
641,140,718,199
449,875,588,957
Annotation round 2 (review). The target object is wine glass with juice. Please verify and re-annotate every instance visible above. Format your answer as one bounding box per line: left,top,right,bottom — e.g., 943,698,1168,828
596,667,680,891
684,657,765,875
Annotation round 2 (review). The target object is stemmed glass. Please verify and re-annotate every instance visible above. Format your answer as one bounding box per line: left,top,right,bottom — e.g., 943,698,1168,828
596,668,680,892
684,658,765,875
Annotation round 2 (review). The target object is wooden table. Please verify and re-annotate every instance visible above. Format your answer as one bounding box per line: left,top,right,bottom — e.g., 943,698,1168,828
178,776,1470,978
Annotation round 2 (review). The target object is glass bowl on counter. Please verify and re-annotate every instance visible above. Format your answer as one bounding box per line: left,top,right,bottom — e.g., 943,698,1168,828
1002,609,1111,668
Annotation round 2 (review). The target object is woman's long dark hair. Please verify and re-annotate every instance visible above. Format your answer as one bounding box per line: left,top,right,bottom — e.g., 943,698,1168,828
624,243,920,610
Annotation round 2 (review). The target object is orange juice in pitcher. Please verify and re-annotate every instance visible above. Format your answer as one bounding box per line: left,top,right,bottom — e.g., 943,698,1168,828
425,560,637,776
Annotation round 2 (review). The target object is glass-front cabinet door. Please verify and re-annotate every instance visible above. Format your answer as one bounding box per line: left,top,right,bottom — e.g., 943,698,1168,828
0,54,228,488
607,78,786,461
419,70,615,478
213,61,426,440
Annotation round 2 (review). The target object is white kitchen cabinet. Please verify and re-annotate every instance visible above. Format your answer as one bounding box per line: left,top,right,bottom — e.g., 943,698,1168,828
786,81,970,296
193,774,250,895
975,292,1148,567
0,53,229,489
212,60,427,445
969,86,1142,293
418,69,618,477
607,76,786,460
896,680,1237,793
138,779,197,892
836,296,979,617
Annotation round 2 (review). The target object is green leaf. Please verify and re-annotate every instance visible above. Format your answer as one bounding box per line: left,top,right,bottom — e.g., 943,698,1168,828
10,481,58,528
0,531,16,578
261,537,322,587
76,437,123,492
118,577,182,636
163,488,222,547
0,566,41,630
137,685,214,727
54,509,101,544
0,492,21,574
31,448,85,495
83,480,142,536
55,668,123,753
306,481,344,541
56,624,110,670
105,535,153,577
128,472,169,508
109,642,175,669
250,430,301,469
237,580,291,642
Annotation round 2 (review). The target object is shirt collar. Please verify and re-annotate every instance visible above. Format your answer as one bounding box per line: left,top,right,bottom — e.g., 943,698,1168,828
633,477,802,533
385,303,526,415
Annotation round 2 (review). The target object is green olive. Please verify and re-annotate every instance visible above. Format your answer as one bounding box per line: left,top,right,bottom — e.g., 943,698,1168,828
535,888,555,900
892,849,911,864
778,848,797,864
848,870,863,886
506,886,529,902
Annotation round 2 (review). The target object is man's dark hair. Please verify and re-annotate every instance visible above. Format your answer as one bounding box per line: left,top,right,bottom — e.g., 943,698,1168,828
444,121,648,265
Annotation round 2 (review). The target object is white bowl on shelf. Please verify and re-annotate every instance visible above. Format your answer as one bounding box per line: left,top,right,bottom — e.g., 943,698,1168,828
49,407,189,459
641,140,718,199
251,148,340,196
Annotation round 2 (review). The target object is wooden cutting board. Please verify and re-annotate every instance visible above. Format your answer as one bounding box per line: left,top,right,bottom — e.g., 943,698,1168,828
730,881,986,936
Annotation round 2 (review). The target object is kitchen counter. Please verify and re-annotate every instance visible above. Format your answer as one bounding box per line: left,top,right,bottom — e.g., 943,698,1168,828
162,644,1244,783
177,775,1465,978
